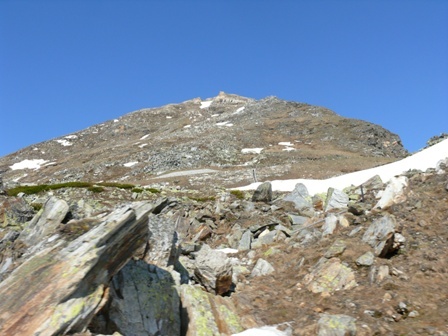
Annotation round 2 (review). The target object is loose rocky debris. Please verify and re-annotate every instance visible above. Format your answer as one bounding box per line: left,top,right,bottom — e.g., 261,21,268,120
0,145,447,335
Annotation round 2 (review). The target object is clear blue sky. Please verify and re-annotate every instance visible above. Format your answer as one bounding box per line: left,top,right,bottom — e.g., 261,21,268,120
1,0,447,157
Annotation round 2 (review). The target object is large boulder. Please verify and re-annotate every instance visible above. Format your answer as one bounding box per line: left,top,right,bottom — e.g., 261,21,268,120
180,284,244,336
282,183,311,210
0,202,153,336
362,214,398,257
20,196,69,247
251,182,272,203
194,244,233,295
374,176,409,210
95,260,181,336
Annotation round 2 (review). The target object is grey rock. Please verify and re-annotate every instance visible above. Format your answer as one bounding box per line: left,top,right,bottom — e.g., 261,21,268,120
20,196,69,246
250,258,275,277
304,258,357,294
356,251,375,266
105,260,181,336
144,214,179,267
324,240,347,258
324,188,349,211
179,284,243,336
288,214,308,226
282,183,311,210
317,314,357,336
251,182,272,203
238,229,252,251
362,215,397,257
194,244,233,295
322,214,338,236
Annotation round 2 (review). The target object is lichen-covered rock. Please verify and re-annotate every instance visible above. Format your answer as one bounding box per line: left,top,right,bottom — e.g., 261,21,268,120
0,202,153,336
180,284,244,336
304,258,357,294
317,314,357,336
99,260,181,336
356,251,375,266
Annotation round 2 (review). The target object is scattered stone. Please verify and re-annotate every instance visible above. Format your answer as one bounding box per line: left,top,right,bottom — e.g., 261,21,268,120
356,251,375,266
250,258,275,277
324,240,347,258
238,230,252,251
362,215,397,257
322,214,338,236
304,258,357,294
324,188,349,212
316,314,357,336
252,182,272,203
288,214,308,226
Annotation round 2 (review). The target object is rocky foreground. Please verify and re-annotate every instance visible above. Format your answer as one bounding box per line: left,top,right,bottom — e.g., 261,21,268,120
0,151,447,335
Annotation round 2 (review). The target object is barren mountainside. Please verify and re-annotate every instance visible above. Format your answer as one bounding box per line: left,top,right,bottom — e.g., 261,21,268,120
0,92,407,191
1,93,446,336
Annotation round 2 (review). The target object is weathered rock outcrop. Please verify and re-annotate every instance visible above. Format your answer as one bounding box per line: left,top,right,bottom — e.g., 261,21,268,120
0,202,153,336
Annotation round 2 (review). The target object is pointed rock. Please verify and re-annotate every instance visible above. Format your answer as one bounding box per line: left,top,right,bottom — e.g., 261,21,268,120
324,188,349,212
252,182,272,203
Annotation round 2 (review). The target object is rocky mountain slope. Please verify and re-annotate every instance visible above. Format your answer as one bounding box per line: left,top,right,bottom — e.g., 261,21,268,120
0,92,406,192
1,94,447,336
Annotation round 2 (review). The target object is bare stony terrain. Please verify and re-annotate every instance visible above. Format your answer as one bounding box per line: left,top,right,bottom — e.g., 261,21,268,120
0,93,447,336
0,92,406,191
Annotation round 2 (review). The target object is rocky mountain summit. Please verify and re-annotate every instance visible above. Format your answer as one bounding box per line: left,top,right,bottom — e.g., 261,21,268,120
0,92,406,192
1,93,447,336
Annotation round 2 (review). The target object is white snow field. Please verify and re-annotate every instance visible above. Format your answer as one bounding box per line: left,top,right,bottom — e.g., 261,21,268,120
238,139,448,195
10,159,50,170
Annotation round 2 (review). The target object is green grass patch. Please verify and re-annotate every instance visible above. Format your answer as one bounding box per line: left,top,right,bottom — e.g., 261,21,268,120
189,196,216,202
87,186,104,193
97,182,135,189
145,187,161,194
230,189,245,200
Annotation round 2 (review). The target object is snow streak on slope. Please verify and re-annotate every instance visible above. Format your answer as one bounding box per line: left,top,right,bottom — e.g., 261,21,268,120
238,139,448,195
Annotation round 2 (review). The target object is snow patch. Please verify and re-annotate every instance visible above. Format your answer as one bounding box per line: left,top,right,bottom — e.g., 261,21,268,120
64,135,78,139
242,148,264,154
123,161,138,167
138,144,148,148
232,325,290,336
166,116,172,119
282,147,295,152
238,139,448,195
200,100,213,109
183,125,191,129
233,106,245,114
216,121,233,127
278,142,293,146
10,159,49,170
140,134,150,140
215,248,239,254
55,139,72,146
114,119,119,122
